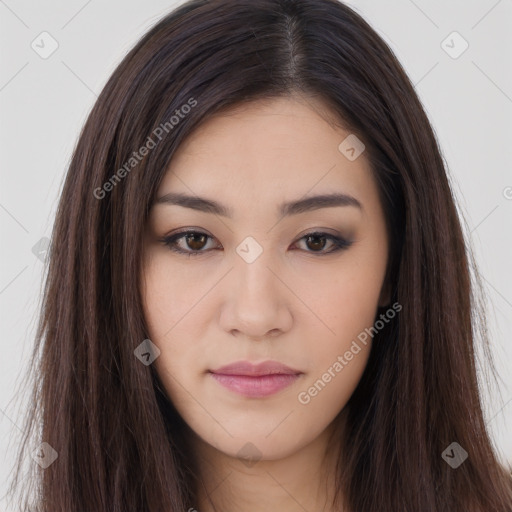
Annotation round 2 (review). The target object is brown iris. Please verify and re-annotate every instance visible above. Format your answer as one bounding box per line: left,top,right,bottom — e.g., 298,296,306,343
305,234,327,251
185,233,208,250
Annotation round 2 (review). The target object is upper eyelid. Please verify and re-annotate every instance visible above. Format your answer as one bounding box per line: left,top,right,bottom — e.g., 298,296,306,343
163,229,350,251
165,228,343,242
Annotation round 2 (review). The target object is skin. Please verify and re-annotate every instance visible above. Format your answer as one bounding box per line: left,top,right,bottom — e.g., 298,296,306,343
141,94,390,512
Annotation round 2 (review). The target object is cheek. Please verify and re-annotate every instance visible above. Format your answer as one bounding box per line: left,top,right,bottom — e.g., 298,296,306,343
294,271,381,416
141,253,209,338
140,255,212,404
295,342,370,429
289,251,384,405
288,249,387,343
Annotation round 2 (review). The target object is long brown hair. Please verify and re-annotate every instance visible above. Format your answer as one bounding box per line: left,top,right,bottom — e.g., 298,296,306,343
7,0,512,510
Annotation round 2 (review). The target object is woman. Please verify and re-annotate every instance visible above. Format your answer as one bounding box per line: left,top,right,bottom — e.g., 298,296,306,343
8,0,512,510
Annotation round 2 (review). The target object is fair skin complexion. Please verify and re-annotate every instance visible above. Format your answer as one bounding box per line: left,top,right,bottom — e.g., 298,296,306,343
141,95,390,512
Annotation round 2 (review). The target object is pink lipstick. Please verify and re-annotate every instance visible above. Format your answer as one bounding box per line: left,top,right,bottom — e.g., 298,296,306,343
208,360,302,398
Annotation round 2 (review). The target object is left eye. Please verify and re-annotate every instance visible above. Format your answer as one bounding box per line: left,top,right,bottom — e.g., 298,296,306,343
160,230,352,257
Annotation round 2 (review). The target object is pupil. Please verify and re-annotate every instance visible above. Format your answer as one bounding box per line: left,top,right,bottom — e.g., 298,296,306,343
307,235,326,251
187,233,206,250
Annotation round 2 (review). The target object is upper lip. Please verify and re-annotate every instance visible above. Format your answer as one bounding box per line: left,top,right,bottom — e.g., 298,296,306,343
209,360,302,376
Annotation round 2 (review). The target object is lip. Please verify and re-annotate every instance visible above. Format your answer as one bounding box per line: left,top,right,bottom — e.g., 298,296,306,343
210,360,301,376
208,360,303,398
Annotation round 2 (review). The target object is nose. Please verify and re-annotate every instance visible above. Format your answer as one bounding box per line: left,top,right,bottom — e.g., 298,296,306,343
218,247,293,340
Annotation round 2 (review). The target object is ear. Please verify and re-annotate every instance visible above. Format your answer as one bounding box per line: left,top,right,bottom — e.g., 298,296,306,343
378,276,392,308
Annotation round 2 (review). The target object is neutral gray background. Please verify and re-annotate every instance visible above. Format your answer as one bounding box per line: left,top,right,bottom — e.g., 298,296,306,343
1,0,511,508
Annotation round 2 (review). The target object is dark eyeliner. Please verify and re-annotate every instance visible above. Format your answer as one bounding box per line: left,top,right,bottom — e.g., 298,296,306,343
159,230,213,257
299,231,353,253
160,230,352,256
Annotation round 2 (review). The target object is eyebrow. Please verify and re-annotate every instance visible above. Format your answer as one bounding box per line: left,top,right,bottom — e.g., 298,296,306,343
153,191,362,218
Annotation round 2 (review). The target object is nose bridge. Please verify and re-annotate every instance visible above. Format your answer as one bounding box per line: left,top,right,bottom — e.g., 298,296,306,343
233,234,279,298
218,234,291,337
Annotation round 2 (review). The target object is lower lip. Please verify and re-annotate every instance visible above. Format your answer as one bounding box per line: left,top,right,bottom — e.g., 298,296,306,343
209,372,301,398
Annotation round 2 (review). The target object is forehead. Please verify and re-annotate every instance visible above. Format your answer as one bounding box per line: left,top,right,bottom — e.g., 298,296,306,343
157,96,377,215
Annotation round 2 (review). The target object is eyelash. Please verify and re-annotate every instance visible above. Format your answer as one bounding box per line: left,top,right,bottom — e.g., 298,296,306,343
159,230,353,257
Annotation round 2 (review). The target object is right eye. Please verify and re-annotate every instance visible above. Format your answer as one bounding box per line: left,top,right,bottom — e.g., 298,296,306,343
160,230,220,257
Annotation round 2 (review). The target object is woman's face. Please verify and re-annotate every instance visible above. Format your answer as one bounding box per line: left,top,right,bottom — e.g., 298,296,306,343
141,96,389,461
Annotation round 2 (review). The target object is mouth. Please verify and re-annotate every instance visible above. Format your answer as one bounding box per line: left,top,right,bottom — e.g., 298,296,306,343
208,360,303,398
208,372,302,398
